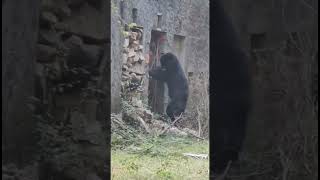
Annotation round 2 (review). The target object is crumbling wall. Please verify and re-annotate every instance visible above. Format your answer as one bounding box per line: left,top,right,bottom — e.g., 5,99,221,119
121,25,145,101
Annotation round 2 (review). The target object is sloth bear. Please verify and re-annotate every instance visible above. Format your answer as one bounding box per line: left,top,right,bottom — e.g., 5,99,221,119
210,0,252,176
149,53,189,121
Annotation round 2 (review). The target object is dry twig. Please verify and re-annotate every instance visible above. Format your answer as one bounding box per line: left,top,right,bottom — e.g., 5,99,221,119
158,113,183,136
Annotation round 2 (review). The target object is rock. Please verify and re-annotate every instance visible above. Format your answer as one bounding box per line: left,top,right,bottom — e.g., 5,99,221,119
42,0,71,19
133,54,140,62
131,73,142,82
129,63,145,75
127,59,133,67
130,41,139,46
56,6,71,19
128,49,136,58
38,29,61,46
61,3,107,43
132,40,139,46
132,41,140,50
122,76,130,81
122,71,130,77
131,52,143,62
122,64,128,71
40,11,58,25
64,35,83,49
37,44,57,62
54,22,70,31
138,53,145,62
130,32,138,41
67,41,101,68
143,109,153,120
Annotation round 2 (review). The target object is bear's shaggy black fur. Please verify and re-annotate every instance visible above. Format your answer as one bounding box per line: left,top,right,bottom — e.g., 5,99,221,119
149,53,189,121
210,0,252,175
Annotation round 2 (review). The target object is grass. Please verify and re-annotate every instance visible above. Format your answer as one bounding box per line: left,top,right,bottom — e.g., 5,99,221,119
111,135,209,180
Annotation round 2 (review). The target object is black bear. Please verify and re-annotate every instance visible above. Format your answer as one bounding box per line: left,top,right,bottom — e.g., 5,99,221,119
149,53,189,121
210,0,252,176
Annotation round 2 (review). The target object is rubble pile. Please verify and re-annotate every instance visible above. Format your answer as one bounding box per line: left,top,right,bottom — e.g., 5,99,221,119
121,24,146,100
119,24,154,133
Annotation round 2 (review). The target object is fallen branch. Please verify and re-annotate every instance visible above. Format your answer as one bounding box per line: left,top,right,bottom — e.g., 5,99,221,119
186,132,205,140
158,114,183,136
137,116,151,133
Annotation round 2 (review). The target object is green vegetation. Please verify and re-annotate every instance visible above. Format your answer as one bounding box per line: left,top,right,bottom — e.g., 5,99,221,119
111,135,209,180
128,23,138,29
